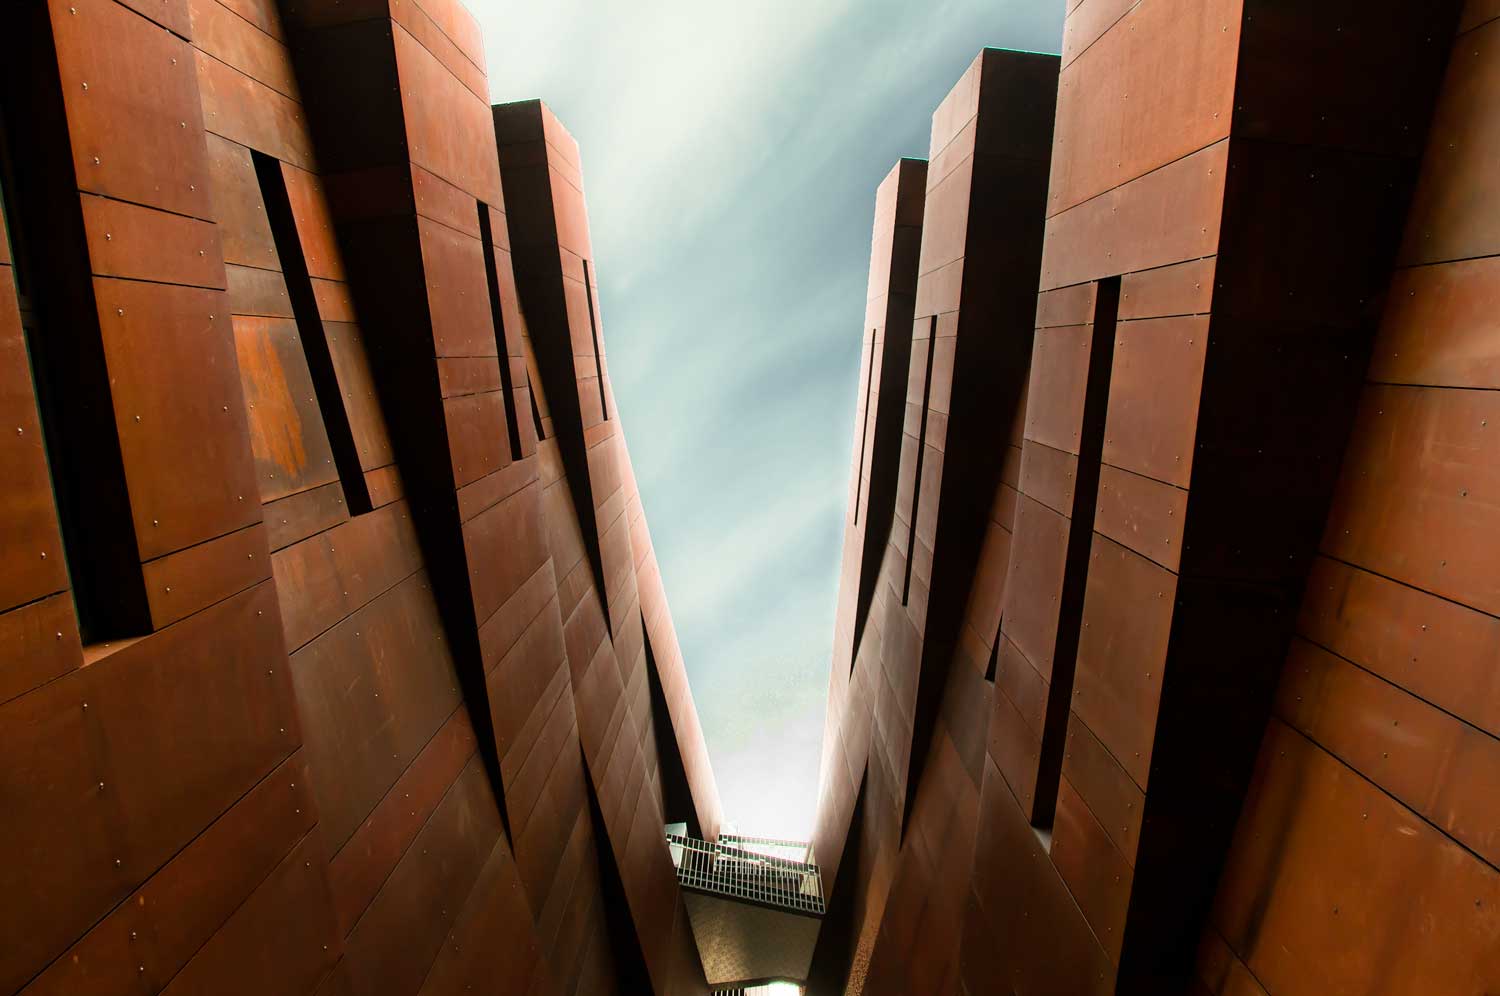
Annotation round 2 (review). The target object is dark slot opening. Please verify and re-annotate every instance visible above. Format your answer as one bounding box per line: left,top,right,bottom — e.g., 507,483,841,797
476,202,523,462
901,315,939,606
984,633,1000,683
643,611,700,838
582,259,609,421
1031,275,1121,831
0,20,149,642
582,745,654,993
253,150,372,513
853,327,876,527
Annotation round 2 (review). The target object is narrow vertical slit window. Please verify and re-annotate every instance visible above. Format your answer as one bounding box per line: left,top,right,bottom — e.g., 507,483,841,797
524,339,548,441
252,150,372,513
1031,275,1121,831
582,259,609,420
853,327,876,526
901,315,938,606
0,68,150,642
477,201,523,462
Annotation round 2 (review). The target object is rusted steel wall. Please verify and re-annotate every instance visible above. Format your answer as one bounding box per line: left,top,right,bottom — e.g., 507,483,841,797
816,157,925,891
0,1,714,995
1200,8,1500,994
495,99,714,996
815,4,1490,996
807,49,1059,996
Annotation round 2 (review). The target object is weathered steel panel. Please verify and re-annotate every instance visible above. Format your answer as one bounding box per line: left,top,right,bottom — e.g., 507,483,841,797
967,759,1116,996
313,278,357,322
1101,315,1208,489
391,25,503,205
413,839,552,996
1093,463,1186,572
0,269,69,612
1212,723,1500,996
206,133,281,268
1322,385,1500,615
323,321,395,471
364,465,403,507
82,194,226,288
1048,0,1237,216
265,480,350,551
0,582,297,995
418,216,497,359
1370,255,1500,389
1397,22,1500,267
342,757,502,996
1118,258,1216,321
95,277,258,559
0,667,117,996
143,521,271,628
1072,535,1176,790
188,0,299,98
284,163,347,281
999,494,1068,680
463,485,550,626
1040,141,1227,292
1277,637,1500,868
194,47,316,168
1051,776,1131,963
1035,281,1096,329
51,0,213,218
1025,323,1092,459
437,356,503,398
234,315,341,502
23,753,316,996
1298,556,1500,738
161,831,341,996
0,594,81,707
228,263,295,317
218,0,284,39
443,390,510,488
271,500,422,651
1062,712,1144,866
329,707,477,935
289,571,461,853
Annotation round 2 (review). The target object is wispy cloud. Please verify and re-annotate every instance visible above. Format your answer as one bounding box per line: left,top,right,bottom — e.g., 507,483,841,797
479,0,1063,839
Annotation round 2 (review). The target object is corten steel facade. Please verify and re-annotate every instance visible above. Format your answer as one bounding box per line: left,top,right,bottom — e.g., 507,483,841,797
814,4,1500,996
0,1,720,995
5,0,1500,994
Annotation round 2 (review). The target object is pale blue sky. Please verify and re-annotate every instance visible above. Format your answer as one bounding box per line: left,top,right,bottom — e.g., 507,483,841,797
481,0,1063,839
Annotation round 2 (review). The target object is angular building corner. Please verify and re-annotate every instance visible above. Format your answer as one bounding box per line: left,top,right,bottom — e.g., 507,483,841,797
0,1,725,994
814,4,1500,996
3,0,1500,995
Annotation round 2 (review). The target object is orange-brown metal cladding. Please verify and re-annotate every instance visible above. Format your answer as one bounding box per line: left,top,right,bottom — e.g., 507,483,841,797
5,0,1498,993
0,1,718,995
809,48,1059,996
812,3,1490,996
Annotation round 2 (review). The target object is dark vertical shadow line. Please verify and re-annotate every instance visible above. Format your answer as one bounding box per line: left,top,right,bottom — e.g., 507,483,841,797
0,16,150,642
901,315,939,606
853,328,876,528
1031,275,1120,830
253,150,372,513
476,201,524,461
582,259,609,420
581,744,654,994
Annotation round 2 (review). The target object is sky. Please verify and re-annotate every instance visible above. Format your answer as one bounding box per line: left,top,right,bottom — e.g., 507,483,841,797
479,0,1063,840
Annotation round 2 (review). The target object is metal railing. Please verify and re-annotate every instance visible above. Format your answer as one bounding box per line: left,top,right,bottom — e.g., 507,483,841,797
717,833,814,865
667,831,826,916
